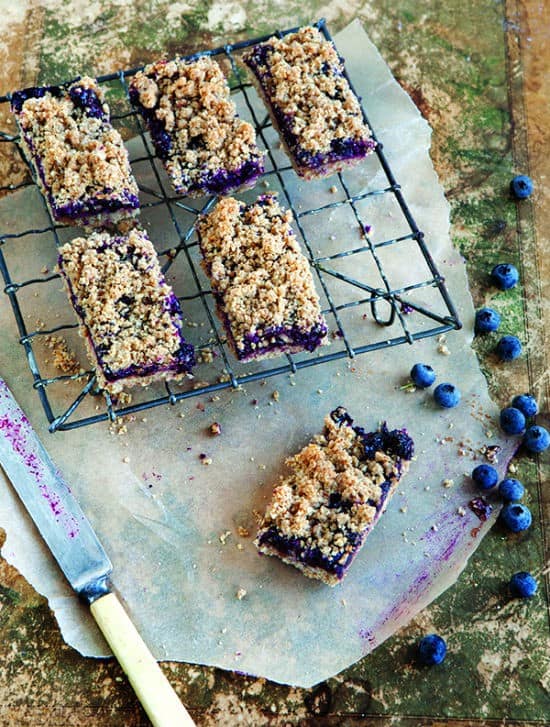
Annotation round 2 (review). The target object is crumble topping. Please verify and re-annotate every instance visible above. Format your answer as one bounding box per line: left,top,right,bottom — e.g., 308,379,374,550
130,57,263,192
58,228,192,386
196,195,325,350
257,412,403,563
243,26,372,156
13,77,138,210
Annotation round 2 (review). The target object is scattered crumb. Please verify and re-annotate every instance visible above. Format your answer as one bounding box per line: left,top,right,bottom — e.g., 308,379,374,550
508,462,517,474
438,343,450,355
329,185,338,194
179,411,185,418
272,390,280,402
457,506,466,516
199,348,214,363
44,335,80,374
431,524,438,532
236,587,247,600
200,456,212,465
40,266,49,274
400,506,408,513
237,543,244,551
210,422,222,436
237,526,250,538
122,456,130,464
219,531,231,544
115,391,133,407
442,479,454,488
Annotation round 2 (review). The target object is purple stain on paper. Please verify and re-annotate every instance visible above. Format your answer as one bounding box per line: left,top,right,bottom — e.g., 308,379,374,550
0,382,80,538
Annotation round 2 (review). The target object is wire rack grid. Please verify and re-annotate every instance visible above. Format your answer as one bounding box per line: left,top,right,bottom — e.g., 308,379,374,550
0,18,461,432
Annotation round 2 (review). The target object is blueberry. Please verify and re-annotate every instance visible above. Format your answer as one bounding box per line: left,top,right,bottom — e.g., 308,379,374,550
471,464,498,490
523,425,550,453
418,634,447,666
511,394,538,418
509,571,538,598
498,478,525,501
499,407,526,435
500,503,532,532
410,363,436,388
433,383,461,408
491,263,519,290
496,335,522,361
475,307,501,334
510,174,534,199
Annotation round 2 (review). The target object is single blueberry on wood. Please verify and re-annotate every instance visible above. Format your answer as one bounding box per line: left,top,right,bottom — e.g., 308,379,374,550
523,425,550,453
499,407,526,435
498,478,525,501
510,174,533,199
496,335,522,361
509,571,537,598
500,503,532,532
511,393,538,418
491,263,519,290
418,634,447,665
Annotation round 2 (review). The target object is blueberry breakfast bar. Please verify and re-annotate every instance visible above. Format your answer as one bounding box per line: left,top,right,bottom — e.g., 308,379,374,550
255,407,414,585
196,194,327,361
57,227,195,393
11,77,139,226
242,26,375,179
129,56,264,196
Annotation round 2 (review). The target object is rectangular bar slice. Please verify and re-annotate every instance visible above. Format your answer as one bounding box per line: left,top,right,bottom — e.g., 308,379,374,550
129,56,264,197
57,227,195,393
255,407,414,585
243,25,375,179
196,194,327,361
11,77,140,226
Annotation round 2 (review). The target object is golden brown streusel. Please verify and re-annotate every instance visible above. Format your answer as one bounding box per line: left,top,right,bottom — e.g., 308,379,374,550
14,77,138,219
243,26,373,160
58,228,192,393
196,195,326,359
130,57,262,194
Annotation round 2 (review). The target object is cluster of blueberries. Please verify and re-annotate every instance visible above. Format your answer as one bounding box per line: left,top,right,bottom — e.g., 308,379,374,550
415,175,540,667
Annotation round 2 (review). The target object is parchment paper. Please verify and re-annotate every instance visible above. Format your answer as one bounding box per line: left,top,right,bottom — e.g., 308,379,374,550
0,21,518,687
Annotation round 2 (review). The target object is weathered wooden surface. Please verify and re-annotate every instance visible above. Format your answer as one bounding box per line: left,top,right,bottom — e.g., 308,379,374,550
0,1,548,724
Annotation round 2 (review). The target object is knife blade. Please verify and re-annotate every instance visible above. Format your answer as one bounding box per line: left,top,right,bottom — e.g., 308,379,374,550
0,378,195,727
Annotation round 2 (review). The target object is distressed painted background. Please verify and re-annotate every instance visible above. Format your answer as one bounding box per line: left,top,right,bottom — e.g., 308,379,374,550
0,1,548,725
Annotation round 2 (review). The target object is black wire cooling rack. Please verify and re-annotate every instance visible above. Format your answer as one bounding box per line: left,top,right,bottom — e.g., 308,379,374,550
0,19,461,432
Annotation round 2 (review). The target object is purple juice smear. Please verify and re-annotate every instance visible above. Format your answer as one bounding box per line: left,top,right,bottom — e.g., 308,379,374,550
0,385,80,538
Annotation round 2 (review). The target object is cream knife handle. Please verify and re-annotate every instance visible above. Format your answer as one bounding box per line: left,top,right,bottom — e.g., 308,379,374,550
90,592,196,727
